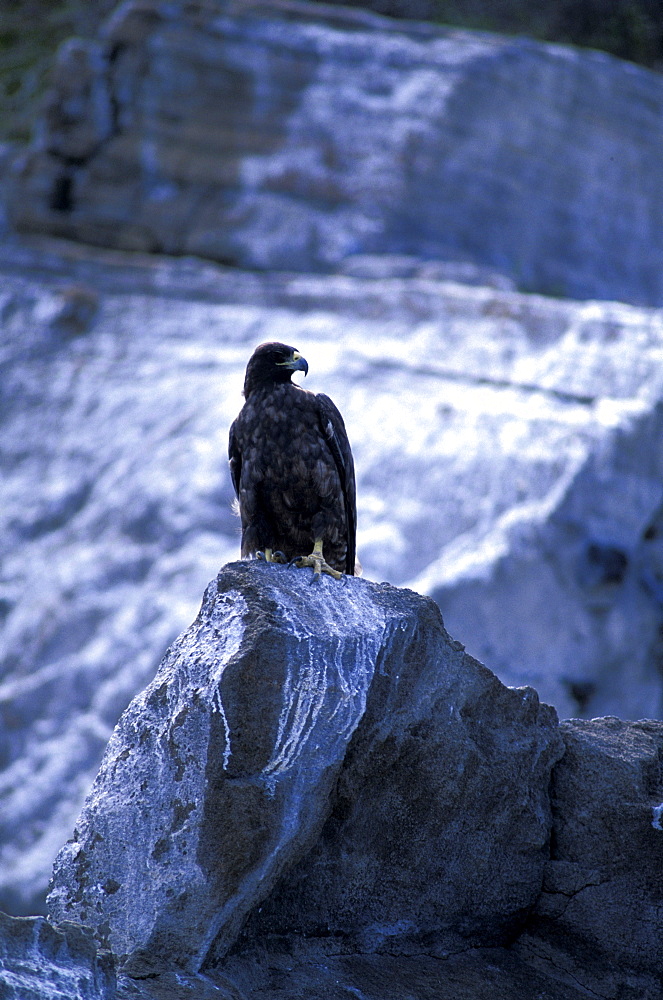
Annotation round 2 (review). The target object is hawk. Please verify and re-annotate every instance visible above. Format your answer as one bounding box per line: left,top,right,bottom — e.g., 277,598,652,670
228,342,357,579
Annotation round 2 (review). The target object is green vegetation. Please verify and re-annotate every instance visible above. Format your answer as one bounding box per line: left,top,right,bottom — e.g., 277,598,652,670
0,0,661,145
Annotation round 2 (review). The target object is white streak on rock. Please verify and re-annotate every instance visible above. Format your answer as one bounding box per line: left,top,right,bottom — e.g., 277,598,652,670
651,803,663,831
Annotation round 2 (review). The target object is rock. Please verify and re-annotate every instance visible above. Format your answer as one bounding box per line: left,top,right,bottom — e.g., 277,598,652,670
0,921,615,1000
47,561,563,975
217,947,594,999
116,967,244,1000
0,911,115,1000
3,228,663,915
19,568,663,999
9,0,663,305
515,717,663,999
41,39,115,164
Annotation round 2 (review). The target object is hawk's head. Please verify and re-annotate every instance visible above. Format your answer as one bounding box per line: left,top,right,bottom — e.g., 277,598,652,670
243,342,308,397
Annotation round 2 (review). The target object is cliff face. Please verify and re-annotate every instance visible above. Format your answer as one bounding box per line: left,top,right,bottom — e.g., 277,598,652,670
10,0,663,306
2,564,662,1000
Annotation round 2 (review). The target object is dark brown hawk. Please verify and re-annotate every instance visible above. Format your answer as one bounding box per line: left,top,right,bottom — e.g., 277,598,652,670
228,342,357,579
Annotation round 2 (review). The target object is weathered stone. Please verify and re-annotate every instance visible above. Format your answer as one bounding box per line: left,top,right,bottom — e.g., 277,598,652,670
424,401,663,719
221,617,560,963
339,253,516,289
116,967,244,1000
217,947,599,999
515,717,663,999
47,561,563,975
0,911,115,1000
10,0,663,305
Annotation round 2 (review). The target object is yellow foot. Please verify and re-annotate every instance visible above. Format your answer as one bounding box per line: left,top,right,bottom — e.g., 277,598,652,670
292,539,343,581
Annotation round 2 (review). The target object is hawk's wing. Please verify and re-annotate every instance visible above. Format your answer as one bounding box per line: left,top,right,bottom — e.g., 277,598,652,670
228,419,241,500
316,393,357,575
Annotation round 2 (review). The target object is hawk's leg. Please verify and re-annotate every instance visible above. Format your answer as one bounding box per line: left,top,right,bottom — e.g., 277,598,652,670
293,538,343,581
256,548,287,564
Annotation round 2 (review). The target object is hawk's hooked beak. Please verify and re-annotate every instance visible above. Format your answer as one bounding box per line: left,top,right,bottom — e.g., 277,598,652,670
285,351,308,376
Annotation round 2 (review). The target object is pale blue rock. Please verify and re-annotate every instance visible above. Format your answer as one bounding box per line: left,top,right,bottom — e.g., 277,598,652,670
9,0,663,305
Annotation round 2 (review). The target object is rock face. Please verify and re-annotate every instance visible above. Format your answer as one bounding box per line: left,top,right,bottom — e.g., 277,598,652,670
517,717,663,998
4,227,663,916
47,561,563,974
10,0,663,306
424,401,663,719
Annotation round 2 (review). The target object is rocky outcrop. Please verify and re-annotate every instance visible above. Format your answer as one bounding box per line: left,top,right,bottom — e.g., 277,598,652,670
10,0,663,306
2,563,661,999
47,561,563,972
516,717,663,998
3,227,663,916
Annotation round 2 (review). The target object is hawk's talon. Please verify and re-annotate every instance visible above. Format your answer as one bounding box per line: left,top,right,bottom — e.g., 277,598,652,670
294,552,343,581
256,548,287,565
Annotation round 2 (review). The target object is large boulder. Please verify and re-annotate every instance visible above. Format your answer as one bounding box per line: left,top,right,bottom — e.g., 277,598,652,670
47,561,563,974
2,565,660,999
10,0,663,306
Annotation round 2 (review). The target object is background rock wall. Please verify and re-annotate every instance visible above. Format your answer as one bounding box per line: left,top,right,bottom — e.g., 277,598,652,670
10,0,663,306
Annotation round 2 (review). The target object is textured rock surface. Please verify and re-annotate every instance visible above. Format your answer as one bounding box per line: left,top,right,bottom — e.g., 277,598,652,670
7,566,658,999
4,228,663,916
0,911,116,1000
47,561,563,974
10,0,663,305
217,947,647,1000
0,924,626,1000
516,717,663,999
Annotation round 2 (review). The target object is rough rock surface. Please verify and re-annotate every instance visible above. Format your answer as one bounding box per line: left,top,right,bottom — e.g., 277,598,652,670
10,0,663,306
516,717,663,999
0,923,625,999
0,911,116,1000
2,565,660,999
47,561,563,973
4,227,663,916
